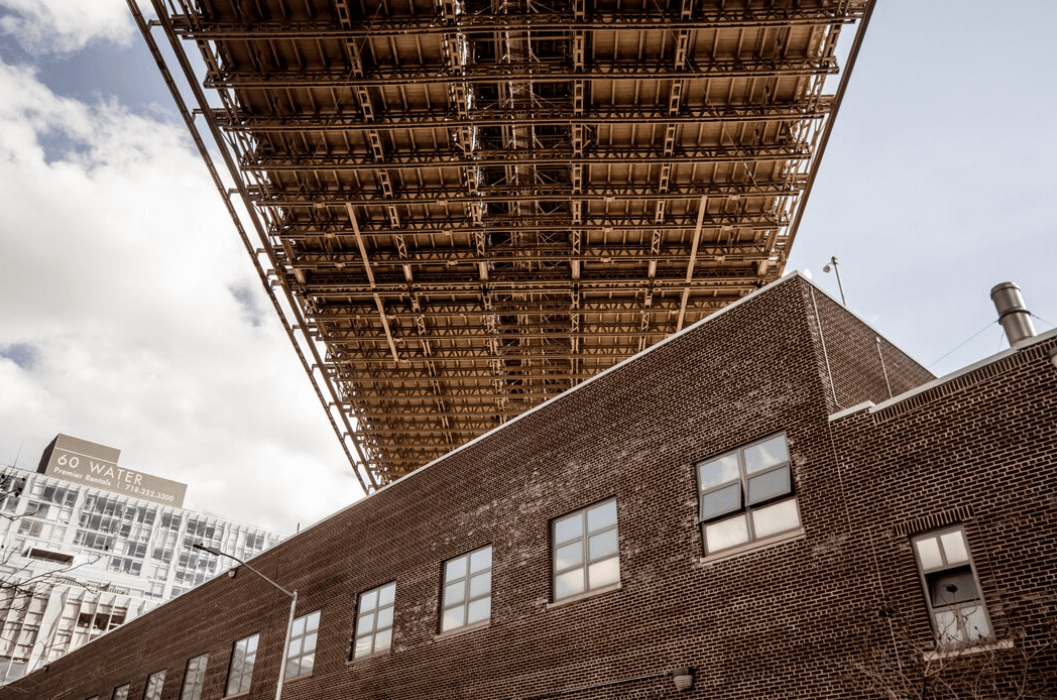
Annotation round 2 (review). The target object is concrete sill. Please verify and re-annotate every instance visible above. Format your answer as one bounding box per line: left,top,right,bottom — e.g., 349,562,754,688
546,582,622,610
435,620,490,641
922,637,1014,662
698,528,806,564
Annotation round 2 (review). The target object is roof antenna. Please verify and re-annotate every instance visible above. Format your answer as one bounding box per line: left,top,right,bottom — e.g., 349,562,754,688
823,256,847,305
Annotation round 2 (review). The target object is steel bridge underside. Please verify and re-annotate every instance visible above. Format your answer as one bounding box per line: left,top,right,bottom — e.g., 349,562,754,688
137,0,871,491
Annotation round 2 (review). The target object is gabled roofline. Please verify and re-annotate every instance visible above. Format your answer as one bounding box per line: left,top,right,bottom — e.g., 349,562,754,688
298,270,883,537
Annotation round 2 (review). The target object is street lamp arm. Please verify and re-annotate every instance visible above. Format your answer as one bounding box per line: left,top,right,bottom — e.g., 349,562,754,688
192,543,295,598
192,542,297,700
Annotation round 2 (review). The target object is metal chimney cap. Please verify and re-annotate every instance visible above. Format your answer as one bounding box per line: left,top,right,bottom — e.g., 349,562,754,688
990,281,1024,299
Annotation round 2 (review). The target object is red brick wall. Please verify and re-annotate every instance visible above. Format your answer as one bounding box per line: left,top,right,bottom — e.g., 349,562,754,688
7,279,1054,700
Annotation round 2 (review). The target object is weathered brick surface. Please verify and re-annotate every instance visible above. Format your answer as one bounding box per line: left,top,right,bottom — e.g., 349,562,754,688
6,275,1054,700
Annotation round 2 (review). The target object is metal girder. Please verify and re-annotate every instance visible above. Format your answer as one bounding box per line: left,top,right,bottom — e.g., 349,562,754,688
217,103,831,131
241,144,810,173
259,181,804,208
206,57,836,89
175,8,865,40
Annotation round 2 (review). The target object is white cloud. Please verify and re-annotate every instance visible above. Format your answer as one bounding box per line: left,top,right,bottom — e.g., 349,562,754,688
0,0,137,54
0,58,362,534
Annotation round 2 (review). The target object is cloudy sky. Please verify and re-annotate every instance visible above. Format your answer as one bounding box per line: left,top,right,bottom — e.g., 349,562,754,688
1,1,1054,535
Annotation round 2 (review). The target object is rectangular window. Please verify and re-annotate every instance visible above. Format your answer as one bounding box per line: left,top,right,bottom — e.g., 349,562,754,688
143,670,165,700
225,633,259,696
552,498,620,601
284,611,319,680
440,545,492,633
112,687,129,700
180,654,208,700
697,432,800,555
353,582,395,659
912,526,992,646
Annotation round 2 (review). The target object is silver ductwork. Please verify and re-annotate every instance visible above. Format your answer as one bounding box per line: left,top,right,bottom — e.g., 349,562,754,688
991,281,1036,346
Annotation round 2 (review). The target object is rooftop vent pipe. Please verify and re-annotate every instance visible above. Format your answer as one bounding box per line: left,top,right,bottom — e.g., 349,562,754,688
991,281,1036,347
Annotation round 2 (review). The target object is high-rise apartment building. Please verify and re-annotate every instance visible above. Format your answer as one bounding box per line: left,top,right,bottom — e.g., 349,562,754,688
0,435,282,684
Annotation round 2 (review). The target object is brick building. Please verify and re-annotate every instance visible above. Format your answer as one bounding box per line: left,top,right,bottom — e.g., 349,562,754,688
4,273,1054,700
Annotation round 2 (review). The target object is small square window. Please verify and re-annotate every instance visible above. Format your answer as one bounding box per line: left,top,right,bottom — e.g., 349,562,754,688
180,654,208,700
225,633,259,696
697,433,800,555
112,686,130,700
284,610,320,680
143,670,165,700
912,526,993,647
353,582,396,659
440,545,493,632
552,498,620,601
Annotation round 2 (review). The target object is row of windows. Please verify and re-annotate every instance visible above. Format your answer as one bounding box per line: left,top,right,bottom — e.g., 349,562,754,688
88,433,994,700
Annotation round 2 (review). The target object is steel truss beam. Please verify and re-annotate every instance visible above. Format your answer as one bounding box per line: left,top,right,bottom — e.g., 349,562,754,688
134,0,875,487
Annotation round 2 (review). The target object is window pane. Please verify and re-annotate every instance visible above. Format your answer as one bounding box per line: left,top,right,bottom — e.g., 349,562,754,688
743,435,789,473
356,611,375,636
751,498,800,539
353,635,373,658
698,454,740,490
555,541,583,571
305,611,320,633
468,572,490,598
940,530,969,564
284,659,299,679
466,596,490,624
288,637,303,658
444,581,465,605
469,547,492,573
554,513,582,543
747,466,791,504
915,536,944,570
246,634,259,653
359,589,378,612
588,529,619,561
963,604,991,641
705,514,749,553
441,606,465,632
299,652,314,676
376,606,393,631
933,609,964,643
701,483,741,520
586,500,617,532
378,583,396,607
445,555,468,583
554,568,585,599
374,628,393,652
303,632,317,655
587,557,620,589
291,615,306,637
928,567,977,606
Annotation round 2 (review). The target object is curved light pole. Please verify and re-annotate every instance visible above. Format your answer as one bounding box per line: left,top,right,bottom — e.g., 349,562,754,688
192,543,296,700
823,256,847,306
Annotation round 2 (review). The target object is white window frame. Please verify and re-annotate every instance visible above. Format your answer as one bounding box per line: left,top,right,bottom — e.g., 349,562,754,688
284,610,320,680
224,632,259,697
143,670,165,700
440,545,493,633
353,582,396,659
912,526,993,647
180,654,208,700
551,498,621,602
696,432,800,555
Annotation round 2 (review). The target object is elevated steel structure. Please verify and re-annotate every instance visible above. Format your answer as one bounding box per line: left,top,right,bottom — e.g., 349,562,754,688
131,0,873,491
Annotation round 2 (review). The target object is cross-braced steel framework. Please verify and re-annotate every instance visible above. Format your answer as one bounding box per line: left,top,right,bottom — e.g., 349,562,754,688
131,0,873,492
